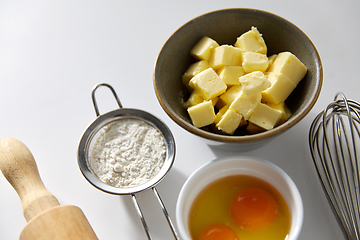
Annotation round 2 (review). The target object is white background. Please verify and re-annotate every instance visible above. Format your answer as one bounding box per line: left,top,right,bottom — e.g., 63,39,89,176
0,0,359,239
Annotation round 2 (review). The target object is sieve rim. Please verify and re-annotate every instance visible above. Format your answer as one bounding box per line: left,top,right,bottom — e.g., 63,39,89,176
77,108,176,195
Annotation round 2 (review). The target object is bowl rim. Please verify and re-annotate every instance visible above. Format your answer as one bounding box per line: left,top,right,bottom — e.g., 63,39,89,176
153,8,323,143
175,155,304,240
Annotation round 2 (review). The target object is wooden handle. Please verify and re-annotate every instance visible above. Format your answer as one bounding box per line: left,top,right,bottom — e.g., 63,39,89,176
0,137,60,221
20,205,98,240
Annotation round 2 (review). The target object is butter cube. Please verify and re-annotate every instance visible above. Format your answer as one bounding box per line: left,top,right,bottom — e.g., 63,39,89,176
215,98,227,110
268,52,307,85
184,90,204,108
184,90,218,108
239,71,271,97
190,37,219,61
262,72,297,104
216,109,243,135
229,91,261,120
211,97,219,106
234,27,267,54
217,66,244,86
265,54,277,72
242,52,269,72
249,103,281,130
209,45,243,70
189,68,227,100
182,60,209,91
219,85,242,105
266,102,291,125
214,105,229,124
187,100,216,128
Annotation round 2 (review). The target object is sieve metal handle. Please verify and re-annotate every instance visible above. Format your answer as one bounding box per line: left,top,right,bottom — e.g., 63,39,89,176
131,194,152,239
131,187,180,240
152,187,179,239
91,83,123,117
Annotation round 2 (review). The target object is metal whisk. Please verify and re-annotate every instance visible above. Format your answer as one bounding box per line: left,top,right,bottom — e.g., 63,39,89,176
309,92,360,240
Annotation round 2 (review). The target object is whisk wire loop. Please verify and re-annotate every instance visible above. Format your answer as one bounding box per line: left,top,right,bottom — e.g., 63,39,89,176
309,92,360,240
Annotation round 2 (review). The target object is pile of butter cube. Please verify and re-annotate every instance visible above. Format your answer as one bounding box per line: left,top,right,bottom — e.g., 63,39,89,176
182,27,307,135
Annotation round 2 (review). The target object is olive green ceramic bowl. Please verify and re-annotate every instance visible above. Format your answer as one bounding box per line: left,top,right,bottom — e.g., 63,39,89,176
153,8,322,150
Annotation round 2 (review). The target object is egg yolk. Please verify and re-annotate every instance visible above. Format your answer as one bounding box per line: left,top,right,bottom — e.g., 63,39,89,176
198,224,239,240
231,187,278,231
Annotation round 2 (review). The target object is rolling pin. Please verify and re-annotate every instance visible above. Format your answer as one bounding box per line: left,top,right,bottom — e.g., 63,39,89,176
0,137,98,240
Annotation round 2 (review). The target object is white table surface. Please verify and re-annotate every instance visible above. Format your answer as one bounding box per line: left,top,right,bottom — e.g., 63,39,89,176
1,0,359,239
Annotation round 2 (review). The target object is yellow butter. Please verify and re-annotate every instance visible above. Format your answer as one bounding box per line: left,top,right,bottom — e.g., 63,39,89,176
187,100,216,128
216,109,243,135
209,45,243,70
267,51,307,85
262,72,297,104
190,36,219,61
242,52,269,73
214,105,229,124
182,60,209,91
211,97,219,106
184,90,219,108
219,85,242,106
184,90,204,108
215,98,227,110
229,91,261,120
248,103,281,130
239,71,271,97
217,66,244,86
266,102,291,126
265,54,277,72
189,68,227,100
183,28,305,133
234,26,267,54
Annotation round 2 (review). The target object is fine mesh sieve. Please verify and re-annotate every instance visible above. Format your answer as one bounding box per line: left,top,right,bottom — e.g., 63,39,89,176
77,83,179,240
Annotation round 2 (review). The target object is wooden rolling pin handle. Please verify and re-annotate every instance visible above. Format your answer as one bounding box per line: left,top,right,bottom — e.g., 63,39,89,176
0,137,60,222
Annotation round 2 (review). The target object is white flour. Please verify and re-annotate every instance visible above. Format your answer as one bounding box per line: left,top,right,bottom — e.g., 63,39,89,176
88,118,166,188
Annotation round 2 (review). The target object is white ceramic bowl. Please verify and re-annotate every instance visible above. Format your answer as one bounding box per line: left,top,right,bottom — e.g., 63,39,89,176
176,156,303,240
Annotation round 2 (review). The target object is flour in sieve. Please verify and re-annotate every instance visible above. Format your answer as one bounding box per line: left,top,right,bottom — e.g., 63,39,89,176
88,118,166,188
